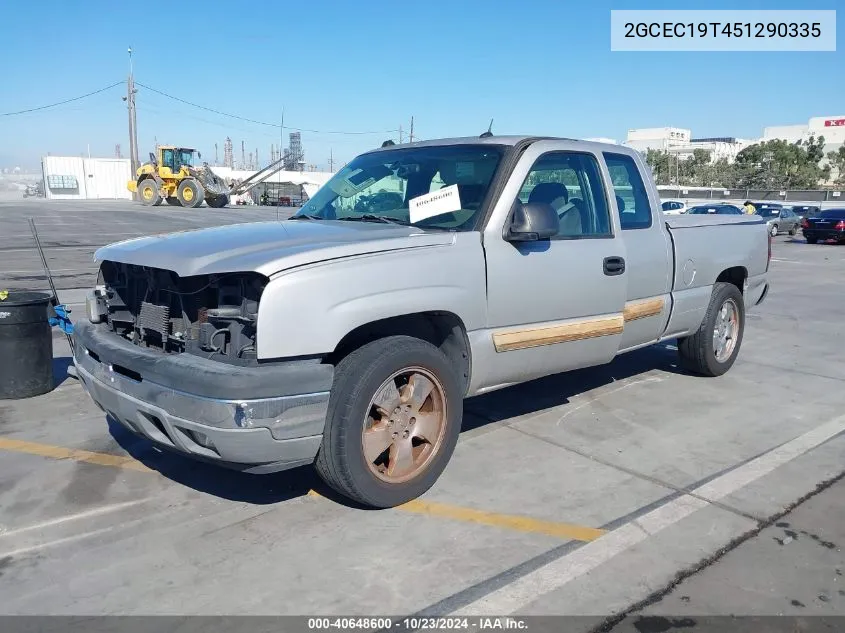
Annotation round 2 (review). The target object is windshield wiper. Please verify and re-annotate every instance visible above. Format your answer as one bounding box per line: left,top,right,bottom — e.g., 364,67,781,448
338,214,410,225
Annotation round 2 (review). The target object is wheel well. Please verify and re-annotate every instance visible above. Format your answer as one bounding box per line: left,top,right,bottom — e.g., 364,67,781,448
716,266,747,293
325,312,471,395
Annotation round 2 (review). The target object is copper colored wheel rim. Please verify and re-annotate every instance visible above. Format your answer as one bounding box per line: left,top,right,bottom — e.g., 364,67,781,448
362,367,448,484
713,298,739,363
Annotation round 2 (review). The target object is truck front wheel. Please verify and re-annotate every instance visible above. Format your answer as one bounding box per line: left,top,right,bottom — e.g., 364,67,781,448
315,335,462,508
678,282,745,377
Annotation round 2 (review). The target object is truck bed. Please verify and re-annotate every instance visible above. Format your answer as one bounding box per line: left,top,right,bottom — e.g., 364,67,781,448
661,214,769,339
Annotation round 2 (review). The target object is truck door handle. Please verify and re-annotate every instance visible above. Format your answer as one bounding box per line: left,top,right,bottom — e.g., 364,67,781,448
603,256,626,276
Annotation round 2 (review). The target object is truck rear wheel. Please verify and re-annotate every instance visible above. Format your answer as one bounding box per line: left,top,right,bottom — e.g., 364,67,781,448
177,179,204,208
315,335,462,508
678,282,745,377
138,180,161,206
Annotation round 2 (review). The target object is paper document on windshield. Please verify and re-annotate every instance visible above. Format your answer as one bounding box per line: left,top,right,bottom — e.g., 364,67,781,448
409,184,462,223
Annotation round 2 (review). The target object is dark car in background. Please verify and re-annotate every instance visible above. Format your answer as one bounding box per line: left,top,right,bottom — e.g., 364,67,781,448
801,209,845,244
687,204,744,215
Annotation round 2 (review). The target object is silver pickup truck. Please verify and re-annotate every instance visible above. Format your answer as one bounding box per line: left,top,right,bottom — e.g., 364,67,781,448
74,136,771,508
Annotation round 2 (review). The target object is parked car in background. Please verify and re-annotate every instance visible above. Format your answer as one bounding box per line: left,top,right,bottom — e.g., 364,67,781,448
789,205,821,220
661,199,688,215
754,206,801,237
687,204,743,215
801,208,845,244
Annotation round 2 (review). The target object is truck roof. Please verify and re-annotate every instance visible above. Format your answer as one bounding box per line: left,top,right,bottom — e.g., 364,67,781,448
363,135,634,156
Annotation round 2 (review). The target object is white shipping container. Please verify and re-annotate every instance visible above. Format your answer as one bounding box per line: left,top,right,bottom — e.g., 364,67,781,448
42,156,132,200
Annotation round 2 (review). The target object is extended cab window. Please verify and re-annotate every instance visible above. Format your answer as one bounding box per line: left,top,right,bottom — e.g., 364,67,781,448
604,153,653,230
518,152,611,239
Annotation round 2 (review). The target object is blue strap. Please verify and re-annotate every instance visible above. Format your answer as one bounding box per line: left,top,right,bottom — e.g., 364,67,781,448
49,304,75,335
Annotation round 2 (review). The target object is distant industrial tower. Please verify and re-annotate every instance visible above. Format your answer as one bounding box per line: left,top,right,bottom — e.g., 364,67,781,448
283,132,304,170
223,137,234,169
241,141,246,170
115,144,122,158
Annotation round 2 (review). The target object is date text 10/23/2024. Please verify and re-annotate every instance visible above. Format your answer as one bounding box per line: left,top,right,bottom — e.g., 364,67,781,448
610,10,836,51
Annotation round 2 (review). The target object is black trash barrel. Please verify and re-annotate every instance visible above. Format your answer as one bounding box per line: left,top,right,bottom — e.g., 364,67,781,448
0,290,54,399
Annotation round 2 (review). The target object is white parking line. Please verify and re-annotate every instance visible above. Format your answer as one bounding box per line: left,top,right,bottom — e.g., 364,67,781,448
0,498,152,539
451,413,845,616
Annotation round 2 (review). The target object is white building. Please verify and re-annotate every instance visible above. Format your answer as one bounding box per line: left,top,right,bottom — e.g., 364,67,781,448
669,137,756,163
41,156,133,200
624,127,691,153
210,166,333,204
763,115,845,184
624,128,752,163
763,115,845,147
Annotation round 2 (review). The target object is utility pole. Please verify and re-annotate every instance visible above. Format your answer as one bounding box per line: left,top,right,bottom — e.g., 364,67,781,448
124,47,139,198
399,124,404,144
241,140,245,170
255,147,259,169
215,143,219,165
328,148,335,172
409,116,414,143
280,108,285,163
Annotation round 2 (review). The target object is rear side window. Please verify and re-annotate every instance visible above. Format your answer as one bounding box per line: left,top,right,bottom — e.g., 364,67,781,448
604,153,653,230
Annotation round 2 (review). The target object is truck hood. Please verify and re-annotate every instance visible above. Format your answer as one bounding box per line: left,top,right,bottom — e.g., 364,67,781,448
94,220,456,277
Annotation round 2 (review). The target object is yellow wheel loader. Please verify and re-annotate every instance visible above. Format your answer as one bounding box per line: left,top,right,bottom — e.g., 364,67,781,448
127,146,230,208
128,145,294,209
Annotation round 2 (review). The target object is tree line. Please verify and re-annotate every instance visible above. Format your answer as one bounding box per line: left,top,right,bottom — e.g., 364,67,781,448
644,135,845,190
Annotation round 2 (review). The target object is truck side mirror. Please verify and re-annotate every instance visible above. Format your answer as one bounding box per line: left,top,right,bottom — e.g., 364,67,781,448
505,201,559,242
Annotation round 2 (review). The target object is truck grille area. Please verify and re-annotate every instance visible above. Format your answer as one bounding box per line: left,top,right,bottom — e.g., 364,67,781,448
97,261,267,365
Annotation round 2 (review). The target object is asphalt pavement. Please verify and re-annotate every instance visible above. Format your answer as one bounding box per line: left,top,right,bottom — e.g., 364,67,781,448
0,199,843,625
609,477,844,631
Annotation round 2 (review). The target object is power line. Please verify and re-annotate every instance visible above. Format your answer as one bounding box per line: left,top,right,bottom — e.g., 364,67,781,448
135,81,398,136
1,81,124,116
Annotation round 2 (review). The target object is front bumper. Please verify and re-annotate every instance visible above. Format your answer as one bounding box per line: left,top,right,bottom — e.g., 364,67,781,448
73,321,333,474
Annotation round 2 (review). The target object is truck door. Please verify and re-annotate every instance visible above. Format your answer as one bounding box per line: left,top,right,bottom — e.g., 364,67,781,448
601,151,672,352
480,142,628,388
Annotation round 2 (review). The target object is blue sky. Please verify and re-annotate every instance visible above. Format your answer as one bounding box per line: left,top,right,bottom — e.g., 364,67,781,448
0,0,842,170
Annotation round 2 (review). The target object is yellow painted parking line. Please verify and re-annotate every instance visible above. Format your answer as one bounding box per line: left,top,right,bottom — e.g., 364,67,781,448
0,437,605,542
0,437,154,473
308,490,606,542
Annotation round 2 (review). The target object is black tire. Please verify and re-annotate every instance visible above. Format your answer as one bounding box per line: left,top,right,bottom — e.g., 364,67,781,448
788,225,797,236
769,224,779,237
678,282,745,377
165,197,181,206
138,180,161,206
806,236,818,244
207,194,229,208
314,335,462,508
176,179,204,208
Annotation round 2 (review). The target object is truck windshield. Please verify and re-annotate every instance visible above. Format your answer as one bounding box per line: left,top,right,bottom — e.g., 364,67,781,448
294,145,505,230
